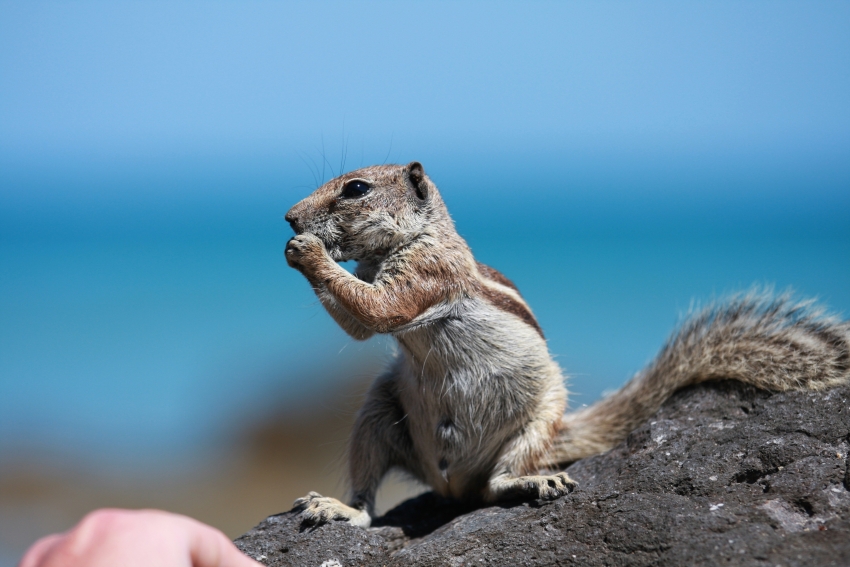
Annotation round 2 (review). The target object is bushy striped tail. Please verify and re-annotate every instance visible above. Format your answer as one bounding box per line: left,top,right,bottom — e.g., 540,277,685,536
545,291,850,467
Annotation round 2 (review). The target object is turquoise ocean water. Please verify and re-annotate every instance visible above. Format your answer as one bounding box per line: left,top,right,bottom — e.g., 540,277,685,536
1,155,849,470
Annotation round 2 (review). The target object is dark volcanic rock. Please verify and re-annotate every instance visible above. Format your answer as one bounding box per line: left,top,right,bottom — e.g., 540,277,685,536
235,382,850,566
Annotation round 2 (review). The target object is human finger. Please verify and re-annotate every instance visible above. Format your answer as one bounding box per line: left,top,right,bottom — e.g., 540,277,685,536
17,533,65,567
181,516,262,567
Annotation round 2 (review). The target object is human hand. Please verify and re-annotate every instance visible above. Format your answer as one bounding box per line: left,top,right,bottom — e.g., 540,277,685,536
18,509,262,567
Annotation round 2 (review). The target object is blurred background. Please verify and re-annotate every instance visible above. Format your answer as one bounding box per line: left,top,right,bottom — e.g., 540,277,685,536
1,1,848,564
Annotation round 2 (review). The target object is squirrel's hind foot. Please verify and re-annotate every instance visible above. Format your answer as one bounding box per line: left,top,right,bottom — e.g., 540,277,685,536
292,491,372,528
487,472,577,502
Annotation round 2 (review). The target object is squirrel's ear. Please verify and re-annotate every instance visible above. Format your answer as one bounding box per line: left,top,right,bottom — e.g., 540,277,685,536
405,161,429,202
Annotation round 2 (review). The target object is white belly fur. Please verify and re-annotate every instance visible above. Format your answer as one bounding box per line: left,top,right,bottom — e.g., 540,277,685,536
393,298,566,498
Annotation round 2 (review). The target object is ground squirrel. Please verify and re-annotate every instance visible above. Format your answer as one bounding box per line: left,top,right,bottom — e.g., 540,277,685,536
284,161,850,528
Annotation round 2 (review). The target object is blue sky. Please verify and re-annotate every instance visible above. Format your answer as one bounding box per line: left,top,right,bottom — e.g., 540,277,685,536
2,1,848,174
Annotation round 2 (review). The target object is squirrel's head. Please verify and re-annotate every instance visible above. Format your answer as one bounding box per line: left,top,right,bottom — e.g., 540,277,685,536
285,161,445,262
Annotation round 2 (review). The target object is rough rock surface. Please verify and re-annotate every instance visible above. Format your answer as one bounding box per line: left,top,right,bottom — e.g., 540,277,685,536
235,381,850,566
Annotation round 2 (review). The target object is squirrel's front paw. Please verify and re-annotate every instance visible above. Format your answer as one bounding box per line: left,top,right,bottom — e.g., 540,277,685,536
285,233,326,272
291,491,371,528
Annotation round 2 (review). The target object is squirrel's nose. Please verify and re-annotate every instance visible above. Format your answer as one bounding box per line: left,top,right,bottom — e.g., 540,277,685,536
284,210,300,233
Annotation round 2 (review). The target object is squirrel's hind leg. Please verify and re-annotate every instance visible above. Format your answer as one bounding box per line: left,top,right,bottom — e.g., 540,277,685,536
483,394,576,502
294,369,417,528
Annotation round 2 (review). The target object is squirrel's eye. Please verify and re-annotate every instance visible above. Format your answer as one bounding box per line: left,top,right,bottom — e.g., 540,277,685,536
341,180,371,199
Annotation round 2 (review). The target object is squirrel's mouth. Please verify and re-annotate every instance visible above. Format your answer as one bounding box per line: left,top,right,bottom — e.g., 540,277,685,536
288,221,345,260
